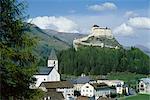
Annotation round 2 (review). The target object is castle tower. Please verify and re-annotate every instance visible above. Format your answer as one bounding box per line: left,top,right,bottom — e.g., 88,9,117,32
91,25,113,39
48,49,58,71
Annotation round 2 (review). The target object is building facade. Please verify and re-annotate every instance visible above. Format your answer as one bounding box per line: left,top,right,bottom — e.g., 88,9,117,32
81,83,116,99
138,78,150,94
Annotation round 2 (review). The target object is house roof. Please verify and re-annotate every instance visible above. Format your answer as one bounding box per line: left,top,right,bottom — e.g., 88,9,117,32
83,83,113,91
71,76,91,84
45,91,64,100
48,49,57,60
91,83,108,89
140,78,150,84
76,96,89,100
39,81,74,89
36,67,53,75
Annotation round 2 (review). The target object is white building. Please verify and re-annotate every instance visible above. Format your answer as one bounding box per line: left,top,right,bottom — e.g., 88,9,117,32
81,83,116,99
39,81,74,100
31,49,60,88
81,83,95,97
138,78,150,94
33,67,60,87
70,74,91,91
116,84,128,95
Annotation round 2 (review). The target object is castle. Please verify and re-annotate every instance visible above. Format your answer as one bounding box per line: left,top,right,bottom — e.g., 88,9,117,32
73,25,120,50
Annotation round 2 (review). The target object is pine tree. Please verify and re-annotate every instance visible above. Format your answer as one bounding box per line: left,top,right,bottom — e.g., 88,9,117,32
0,0,38,99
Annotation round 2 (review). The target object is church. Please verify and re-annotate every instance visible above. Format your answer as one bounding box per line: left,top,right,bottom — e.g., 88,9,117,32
32,49,60,88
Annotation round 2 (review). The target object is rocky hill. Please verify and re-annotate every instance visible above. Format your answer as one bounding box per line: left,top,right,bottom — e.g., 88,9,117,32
73,25,121,50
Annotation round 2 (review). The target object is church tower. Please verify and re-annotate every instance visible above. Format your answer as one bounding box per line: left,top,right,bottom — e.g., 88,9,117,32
48,49,58,71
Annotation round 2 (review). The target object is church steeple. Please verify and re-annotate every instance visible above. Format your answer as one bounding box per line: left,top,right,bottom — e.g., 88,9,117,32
48,49,58,60
48,49,58,71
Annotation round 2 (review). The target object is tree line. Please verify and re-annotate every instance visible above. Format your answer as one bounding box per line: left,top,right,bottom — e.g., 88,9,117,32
58,47,150,76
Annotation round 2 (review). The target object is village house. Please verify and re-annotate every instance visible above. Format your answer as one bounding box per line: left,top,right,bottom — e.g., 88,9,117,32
70,74,91,92
39,81,74,100
116,84,129,95
31,49,60,88
81,83,116,100
138,78,150,94
91,79,129,95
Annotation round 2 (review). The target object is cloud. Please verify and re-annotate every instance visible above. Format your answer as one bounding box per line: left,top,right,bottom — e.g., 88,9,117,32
113,17,150,36
28,16,79,33
113,23,134,36
124,11,138,18
128,17,150,29
88,2,117,11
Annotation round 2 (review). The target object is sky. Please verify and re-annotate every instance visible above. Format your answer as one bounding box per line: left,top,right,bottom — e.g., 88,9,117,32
26,0,150,48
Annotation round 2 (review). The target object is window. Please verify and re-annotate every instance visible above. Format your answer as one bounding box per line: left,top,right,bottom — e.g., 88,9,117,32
141,84,144,87
86,90,88,92
90,90,92,92
44,79,46,81
54,61,55,64
86,86,89,88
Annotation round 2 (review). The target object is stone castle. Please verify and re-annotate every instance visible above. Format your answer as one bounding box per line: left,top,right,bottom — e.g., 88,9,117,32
73,25,120,50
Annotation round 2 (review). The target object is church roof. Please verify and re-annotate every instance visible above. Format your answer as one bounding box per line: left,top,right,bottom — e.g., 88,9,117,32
48,49,57,60
36,67,53,75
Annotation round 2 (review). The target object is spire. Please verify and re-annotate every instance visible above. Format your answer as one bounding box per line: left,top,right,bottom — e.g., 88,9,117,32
48,49,57,60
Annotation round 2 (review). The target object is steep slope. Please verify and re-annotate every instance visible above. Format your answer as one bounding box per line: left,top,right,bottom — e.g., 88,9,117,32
27,24,71,65
28,24,70,50
73,25,121,50
44,29,86,45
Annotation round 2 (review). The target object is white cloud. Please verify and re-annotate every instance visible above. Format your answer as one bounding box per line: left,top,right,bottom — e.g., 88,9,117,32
113,23,134,36
88,2,117,11
28,16,79,33
128,17,150,29
124,11,138,18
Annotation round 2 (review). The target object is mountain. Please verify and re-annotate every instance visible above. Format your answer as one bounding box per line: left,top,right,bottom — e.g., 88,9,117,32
73,25,121,50
27,24,85,65
135,45,150,56
28,24,71,51
43,29,86,45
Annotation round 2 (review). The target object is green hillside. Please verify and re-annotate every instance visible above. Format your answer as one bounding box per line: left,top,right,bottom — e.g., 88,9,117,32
27,24,71,65
58,47,150,76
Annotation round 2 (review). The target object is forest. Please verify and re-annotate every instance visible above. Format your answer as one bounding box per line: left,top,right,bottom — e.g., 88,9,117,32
58,47,150,76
